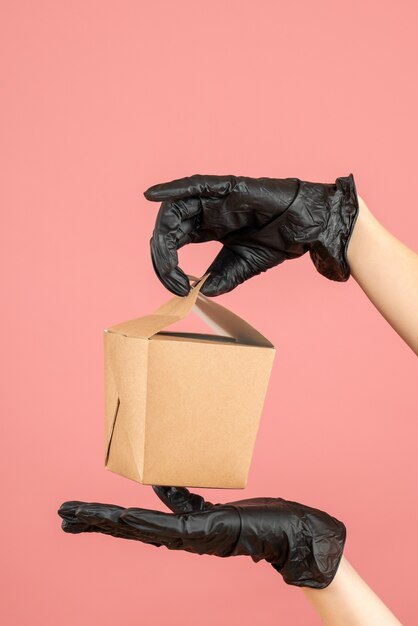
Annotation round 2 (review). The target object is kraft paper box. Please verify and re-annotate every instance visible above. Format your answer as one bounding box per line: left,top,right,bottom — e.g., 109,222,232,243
104,274,276,489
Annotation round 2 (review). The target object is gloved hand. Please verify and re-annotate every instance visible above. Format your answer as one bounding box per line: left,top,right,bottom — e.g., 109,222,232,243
58,486,346,589
144,173,360,296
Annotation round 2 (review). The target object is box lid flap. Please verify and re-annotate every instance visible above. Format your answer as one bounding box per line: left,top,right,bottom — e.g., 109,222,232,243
194,290,273,347
106,274,274,348
106,274,210,338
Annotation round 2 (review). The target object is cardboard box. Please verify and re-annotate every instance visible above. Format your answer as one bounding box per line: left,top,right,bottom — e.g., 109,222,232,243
104,274,276,489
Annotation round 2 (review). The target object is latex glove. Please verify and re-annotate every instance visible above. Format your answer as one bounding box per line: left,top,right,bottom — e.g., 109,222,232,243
143,173,359,296
58,486,346,589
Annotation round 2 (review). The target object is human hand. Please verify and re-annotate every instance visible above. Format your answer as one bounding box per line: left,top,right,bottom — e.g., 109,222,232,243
58,486,346,589
144,173,359,296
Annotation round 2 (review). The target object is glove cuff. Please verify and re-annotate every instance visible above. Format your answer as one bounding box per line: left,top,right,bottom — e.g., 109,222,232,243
270,515,347,589
309,173,360,281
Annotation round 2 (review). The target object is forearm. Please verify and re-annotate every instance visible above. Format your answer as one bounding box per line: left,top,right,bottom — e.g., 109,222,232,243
302,557,402,626
347,195,418,355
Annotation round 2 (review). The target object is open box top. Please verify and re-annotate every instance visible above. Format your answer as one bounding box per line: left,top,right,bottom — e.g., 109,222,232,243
105,274,274,348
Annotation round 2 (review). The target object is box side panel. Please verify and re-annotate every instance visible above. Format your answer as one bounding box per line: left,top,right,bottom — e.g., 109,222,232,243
104,332,149,482
143,341,275,488
104,332,120,456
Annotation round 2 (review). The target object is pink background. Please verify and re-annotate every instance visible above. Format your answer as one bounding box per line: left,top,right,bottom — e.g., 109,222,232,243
2,1,417,624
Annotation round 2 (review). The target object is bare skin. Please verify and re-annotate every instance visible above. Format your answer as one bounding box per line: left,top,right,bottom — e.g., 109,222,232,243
347,195,418,355
303,557,403,626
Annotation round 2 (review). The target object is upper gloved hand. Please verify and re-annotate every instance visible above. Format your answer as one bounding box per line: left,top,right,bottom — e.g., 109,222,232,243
143,173,359,296
58,486,346,589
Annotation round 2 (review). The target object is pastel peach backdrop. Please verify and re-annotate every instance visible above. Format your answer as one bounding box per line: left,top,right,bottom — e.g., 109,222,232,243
2,1,417,625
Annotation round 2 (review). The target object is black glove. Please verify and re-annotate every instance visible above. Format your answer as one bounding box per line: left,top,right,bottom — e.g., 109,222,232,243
144,173,360,296
58,486,346,589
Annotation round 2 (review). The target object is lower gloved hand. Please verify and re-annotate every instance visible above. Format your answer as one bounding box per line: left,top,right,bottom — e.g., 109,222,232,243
144,173,360,296
58,486,346,589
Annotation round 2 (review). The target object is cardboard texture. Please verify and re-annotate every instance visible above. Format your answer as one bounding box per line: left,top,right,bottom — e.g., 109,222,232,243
104,274,276,489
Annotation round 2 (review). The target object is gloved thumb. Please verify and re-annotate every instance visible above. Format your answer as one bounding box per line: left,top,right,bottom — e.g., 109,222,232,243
201,246,261,297
152,486,214,514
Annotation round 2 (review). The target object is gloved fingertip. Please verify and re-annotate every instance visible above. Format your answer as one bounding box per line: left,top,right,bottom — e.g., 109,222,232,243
152,485,173,497
143,187,160,201
162,268,191,297
57,501,83,519
61,519,86,534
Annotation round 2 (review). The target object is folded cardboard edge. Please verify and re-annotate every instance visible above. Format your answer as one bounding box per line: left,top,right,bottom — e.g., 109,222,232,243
105,274,274,348
104,274,209,340
194,292,273,348
104,331,148,482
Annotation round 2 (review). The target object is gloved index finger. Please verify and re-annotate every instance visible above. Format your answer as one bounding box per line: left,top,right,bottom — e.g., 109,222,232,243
150,197,202,296
74,503,209,546
144,174,237,201
120,507,210,545
120,506,237,551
